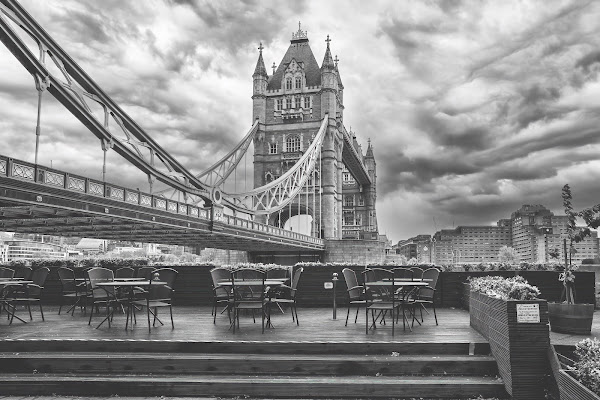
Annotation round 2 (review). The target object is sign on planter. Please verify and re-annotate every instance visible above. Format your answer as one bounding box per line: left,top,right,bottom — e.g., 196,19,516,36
516,303,540,323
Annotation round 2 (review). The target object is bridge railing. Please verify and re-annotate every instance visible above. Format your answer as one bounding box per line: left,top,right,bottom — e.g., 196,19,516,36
0,155,323,245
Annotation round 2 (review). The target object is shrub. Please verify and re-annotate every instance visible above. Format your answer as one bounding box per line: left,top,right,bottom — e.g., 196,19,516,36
570,338,600,395
469,275,540,301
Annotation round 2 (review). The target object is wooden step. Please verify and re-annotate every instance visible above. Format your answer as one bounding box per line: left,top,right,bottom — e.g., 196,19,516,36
0,339,491,355
0,373,509,398
0,352,498,376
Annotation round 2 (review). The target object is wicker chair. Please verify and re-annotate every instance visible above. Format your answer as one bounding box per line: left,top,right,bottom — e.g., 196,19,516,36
269,267,303,326
342,268,366,326
5,267,50,324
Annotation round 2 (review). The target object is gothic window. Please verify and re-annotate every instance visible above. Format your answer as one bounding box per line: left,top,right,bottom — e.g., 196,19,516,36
286,78,292,90
355,213,362,226
343,172,351,182
265,172,274,183
276,99,282,111
295,77,302,89
269,142,277,154
358,195,365,206
294,96,301,108
304,96,311,108
286,97,292,109
286,135,301,153
344,195,354,207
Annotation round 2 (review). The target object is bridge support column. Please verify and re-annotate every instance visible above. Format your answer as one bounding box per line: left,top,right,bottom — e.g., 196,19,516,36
320,119,343,239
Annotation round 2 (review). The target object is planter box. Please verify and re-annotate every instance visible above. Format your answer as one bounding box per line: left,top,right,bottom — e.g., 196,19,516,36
470,291,549,400
548,302,594,334
549,345,600,400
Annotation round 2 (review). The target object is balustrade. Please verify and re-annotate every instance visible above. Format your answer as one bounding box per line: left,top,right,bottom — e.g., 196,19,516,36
0,155,323,245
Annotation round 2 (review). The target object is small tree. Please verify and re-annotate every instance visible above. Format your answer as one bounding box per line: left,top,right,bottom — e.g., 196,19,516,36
560,184,600,303
498,245,519,264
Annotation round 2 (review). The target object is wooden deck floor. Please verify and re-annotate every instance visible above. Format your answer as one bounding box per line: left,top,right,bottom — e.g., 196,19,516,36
0,305,485,343
1,304,596,346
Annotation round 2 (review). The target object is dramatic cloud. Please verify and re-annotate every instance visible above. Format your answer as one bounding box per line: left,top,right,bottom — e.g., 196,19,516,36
2,0,600,242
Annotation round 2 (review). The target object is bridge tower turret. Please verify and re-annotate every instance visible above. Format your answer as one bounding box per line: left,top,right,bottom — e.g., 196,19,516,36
252,42,268,123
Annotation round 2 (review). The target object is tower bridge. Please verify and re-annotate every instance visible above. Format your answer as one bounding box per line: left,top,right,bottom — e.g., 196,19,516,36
0,1,381,262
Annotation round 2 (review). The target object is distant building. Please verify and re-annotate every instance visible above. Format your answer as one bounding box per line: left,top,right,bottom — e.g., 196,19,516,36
4,240,67,261
430,204,600,265
511,204,599,264
75,238,107,255
0,243,8,262
432,225,512,265
397,234,432,263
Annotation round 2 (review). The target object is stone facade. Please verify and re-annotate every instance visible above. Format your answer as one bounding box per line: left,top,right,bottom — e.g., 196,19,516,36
251,25,378,242
323,239,386,264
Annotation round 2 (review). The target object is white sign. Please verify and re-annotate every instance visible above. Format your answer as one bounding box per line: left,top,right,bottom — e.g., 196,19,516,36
516,303,540,323
324,282,333,289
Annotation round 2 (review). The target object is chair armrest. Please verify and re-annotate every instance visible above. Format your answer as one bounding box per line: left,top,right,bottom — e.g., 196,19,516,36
347,285,363,292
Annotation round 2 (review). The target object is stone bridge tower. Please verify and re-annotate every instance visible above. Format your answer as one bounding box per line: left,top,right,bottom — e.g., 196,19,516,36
252,24,378,241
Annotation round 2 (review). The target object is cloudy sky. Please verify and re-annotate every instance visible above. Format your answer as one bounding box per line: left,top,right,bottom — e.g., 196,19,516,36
2,0,600,242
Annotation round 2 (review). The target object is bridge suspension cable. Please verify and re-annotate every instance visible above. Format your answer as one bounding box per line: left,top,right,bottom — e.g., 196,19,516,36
0,0,213,202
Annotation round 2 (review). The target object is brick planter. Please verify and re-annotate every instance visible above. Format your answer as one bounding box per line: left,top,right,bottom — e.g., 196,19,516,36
470,291,549,400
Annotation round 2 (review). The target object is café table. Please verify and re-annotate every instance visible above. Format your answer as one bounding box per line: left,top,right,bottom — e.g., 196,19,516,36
0,280,34,324
95,280,166,330
217,279,286,329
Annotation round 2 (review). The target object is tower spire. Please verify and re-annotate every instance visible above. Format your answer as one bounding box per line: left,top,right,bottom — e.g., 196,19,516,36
322,35,335,70
253,42,268,77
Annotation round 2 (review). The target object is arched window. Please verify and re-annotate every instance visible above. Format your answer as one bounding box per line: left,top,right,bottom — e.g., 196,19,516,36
295,77,302,89
286,135,301,153
286,78,292,90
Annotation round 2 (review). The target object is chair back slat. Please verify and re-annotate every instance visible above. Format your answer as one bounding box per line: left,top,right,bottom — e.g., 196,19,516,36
14,266,32,280
28,267,50,297
420,267,440,299
149,268,178,300
392,267,414,281
232,268,266,302
289,267,303,299
86,267,115,297
342,268,363,301
115,267,135,278
0,267,14,279
136,266,156,280
58,267,77,292
409,267,424,280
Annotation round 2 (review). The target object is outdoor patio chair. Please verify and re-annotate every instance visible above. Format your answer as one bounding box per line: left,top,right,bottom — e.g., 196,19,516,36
115,267,135,278
132,268,177,332
230,268,269,333
342,268,366,326
0,267,14,279
5,267,50,324
86,267,122,328
363,268,402,335
269,267,303,326
57,267,88,315
210,267,231,323
13,266,32,280
415,267,440,325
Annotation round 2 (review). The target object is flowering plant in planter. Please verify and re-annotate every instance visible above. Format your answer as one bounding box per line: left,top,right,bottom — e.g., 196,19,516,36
569,338,600,396
469,275,540,301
